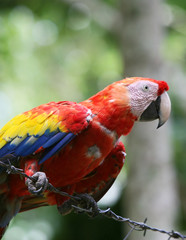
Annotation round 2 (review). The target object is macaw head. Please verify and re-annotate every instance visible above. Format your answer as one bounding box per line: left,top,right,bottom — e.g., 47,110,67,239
123,77,171,128
84,77,171,135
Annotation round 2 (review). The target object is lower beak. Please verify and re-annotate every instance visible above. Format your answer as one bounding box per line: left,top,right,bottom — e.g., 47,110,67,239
139,91,171,128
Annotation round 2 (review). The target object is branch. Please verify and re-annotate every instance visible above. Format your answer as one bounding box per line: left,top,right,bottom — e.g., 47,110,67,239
0,159,185,240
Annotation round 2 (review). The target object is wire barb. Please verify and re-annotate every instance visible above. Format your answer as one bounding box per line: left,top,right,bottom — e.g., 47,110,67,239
0,159,186,239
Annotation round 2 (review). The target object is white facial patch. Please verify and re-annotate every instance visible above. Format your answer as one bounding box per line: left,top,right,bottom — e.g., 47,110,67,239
127,80,159,118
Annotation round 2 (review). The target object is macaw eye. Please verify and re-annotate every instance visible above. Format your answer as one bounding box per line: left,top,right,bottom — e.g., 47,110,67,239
142,85,149,92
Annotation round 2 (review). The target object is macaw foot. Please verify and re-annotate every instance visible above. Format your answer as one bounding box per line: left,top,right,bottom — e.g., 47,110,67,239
26,172,48,195
58,193,99,217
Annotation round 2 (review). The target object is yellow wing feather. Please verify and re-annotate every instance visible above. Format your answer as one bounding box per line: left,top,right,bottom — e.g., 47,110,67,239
0,111,62,150
0,101,91,160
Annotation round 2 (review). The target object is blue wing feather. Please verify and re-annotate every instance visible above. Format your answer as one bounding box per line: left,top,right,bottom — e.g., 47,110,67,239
20,135,52,156
42,132,67,149
0,142,13,157
14,136,32,156
0,130,76,166
39,132,75,164
0,101,91,165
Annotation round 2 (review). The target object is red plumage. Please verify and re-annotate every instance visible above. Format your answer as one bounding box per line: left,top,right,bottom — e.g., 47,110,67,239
0,77,171,237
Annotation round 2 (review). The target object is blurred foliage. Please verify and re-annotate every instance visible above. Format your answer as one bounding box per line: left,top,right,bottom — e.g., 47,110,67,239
54,199,123,240
167,0,186,10
171,94,186,230
165,0,186,231
0,0,122,125
0,0,185,239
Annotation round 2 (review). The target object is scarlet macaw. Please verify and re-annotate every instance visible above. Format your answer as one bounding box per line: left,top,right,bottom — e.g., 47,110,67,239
0,77,171,237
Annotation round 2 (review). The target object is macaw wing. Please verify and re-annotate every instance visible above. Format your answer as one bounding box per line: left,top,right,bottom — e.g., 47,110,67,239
74,141,126,202
0,101,92,165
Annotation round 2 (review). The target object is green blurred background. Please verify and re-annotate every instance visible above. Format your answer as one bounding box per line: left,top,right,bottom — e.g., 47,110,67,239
0,0,186,239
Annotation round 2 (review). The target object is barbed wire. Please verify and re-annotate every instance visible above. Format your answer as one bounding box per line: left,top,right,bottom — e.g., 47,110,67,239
0,159,186,240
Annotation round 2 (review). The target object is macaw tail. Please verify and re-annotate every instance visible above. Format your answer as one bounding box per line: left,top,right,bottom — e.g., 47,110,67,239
0,172,22,239
0,193,22,239
0,226,8,239
20,195,49,212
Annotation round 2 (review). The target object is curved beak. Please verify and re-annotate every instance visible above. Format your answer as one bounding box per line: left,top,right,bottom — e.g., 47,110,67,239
139,91,171,128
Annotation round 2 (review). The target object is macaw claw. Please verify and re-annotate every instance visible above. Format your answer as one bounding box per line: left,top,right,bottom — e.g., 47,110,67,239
58,193,99,217
26,171,49,196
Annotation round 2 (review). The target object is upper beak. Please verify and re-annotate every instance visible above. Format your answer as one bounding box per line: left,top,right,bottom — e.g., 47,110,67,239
139,91,171,128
